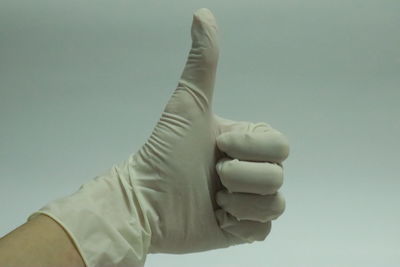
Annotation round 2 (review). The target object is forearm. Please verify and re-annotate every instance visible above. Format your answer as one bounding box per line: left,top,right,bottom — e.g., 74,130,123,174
0,214,85,267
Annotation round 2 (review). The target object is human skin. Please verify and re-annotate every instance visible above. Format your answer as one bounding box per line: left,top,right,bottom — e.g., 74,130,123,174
0,214,85,267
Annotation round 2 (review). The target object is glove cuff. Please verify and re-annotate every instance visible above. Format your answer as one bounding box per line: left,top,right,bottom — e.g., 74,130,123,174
28,158,152,267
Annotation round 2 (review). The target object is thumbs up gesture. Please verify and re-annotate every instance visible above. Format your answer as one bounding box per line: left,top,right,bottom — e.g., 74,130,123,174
135,7,289,253
29,8,289,267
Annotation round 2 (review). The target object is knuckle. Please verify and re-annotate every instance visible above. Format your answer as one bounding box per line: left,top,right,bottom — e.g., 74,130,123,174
257,221,272,241
272,131,290,160
197,46,219,67
269,164,284,190
274,193,286,214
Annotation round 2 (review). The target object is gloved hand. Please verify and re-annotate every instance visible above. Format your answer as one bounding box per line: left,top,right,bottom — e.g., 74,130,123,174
28,8,289,267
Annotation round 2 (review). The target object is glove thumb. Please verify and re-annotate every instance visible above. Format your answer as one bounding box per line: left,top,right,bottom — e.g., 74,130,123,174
164,8,219,120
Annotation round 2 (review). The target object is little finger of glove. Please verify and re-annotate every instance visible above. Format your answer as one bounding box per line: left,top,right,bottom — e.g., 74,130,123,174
216,191,285,222
215,209,272,244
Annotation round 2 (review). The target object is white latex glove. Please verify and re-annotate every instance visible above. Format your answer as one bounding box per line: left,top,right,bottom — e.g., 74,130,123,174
28,8,289,267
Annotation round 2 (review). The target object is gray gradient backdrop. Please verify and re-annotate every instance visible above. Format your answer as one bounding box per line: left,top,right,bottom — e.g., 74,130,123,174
1,1,399,266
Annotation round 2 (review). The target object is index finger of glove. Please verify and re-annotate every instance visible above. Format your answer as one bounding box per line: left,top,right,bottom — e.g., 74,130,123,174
216,128,290,163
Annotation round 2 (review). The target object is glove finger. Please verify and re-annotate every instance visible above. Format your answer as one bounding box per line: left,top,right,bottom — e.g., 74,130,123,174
215,209,272,244
216,158,283,195
216,127,290,163
214,115,271,134
216,191,285,222
165,8,219,119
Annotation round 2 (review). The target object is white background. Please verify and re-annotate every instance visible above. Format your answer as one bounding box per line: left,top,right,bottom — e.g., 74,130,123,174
1,1,399,266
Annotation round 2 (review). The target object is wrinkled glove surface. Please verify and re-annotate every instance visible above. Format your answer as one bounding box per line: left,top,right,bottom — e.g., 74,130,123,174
29,8,289,267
